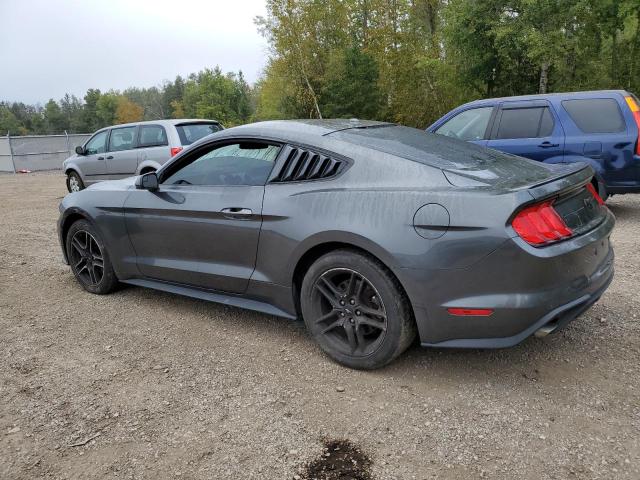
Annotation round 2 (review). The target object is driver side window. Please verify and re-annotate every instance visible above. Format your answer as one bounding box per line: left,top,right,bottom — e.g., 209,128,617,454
163,142,281,186
435,107,493,141
85,130,109,155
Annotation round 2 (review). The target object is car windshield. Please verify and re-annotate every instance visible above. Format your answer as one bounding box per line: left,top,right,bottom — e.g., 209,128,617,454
176,123,222,145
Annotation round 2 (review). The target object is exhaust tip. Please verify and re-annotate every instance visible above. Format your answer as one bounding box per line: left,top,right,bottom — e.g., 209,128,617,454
534,324,557,338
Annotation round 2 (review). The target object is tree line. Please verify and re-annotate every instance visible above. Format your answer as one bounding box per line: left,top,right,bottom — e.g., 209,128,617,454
255,0,640,127
2,0,639,135
0,68,253,136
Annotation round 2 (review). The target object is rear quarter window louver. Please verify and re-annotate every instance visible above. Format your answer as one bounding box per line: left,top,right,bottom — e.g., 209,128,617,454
270,145,345,182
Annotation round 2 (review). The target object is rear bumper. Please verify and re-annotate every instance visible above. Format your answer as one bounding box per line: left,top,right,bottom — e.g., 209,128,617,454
399,209,615,348
420,257,613,348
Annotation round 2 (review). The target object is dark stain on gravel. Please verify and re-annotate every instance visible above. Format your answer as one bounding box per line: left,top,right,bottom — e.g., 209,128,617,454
302,439,373,480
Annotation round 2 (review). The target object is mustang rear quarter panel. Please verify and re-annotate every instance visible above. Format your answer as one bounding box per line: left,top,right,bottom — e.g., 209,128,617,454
253,142,520,322
402,210,614,344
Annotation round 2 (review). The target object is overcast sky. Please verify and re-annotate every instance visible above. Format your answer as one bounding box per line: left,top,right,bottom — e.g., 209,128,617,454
0,0,269,105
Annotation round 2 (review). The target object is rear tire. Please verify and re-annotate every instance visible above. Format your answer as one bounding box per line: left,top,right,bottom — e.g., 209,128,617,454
66,171,84,193
300,249,416,369
66,220,118,294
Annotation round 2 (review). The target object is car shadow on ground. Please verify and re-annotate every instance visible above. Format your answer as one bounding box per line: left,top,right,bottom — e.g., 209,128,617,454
111,281,600,386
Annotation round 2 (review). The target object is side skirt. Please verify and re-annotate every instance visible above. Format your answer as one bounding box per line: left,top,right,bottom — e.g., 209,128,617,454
121,278,297,320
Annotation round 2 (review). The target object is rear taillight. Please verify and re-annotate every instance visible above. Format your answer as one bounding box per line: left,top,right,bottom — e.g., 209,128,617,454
624,96,640,156
586,182,605,205
512,200,573,246
170,147,183,157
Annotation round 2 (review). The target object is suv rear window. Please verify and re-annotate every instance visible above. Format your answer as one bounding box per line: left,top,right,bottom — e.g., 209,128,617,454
562,98,626,133
176,123,222,145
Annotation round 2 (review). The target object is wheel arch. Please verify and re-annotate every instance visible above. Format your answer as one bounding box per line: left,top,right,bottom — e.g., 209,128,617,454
136,160,162,175
64,165,82,177
59,208,96,262
290,240,416,324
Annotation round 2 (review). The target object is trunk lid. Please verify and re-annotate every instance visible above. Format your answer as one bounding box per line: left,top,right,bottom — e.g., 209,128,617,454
330,124,581,192
510,164,608,245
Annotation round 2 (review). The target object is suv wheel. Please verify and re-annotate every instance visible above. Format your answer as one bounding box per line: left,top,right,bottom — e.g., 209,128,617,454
300,249,416,369
66,220,118,294
66,171,84,193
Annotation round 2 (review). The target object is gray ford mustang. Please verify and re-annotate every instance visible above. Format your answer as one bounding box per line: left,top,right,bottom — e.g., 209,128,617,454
58,119,615,369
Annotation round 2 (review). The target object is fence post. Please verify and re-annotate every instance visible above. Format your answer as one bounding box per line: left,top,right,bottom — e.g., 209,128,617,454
7,131,16,174
64,130,70,156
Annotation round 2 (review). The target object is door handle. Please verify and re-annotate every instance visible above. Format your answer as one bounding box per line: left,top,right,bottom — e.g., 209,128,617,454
97,156,105,160
221,207,253,219
106,155,114,159
538,141,559,148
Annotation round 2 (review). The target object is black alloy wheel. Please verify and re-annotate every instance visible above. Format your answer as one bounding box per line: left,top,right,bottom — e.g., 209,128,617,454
65,219,118,294
312,268,387,357
301,249,416,369
69,230,104,287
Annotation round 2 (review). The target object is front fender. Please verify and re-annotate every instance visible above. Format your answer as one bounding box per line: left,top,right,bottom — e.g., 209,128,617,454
57,204,102,264
57,187,138,279
63,158,84,176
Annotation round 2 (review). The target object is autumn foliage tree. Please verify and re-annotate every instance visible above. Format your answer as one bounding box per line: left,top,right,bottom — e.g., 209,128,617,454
115,96,144,124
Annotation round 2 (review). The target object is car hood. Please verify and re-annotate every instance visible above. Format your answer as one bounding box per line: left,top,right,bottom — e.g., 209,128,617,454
86,176,138,191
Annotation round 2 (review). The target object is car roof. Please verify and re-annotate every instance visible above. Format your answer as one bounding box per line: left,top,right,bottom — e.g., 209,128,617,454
216,119,394,141
102,118,222,130
460,90,630,109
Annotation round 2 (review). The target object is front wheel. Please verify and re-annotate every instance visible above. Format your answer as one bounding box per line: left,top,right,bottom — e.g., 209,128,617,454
66,171,85,193
66,220,118,294
300,249,416,369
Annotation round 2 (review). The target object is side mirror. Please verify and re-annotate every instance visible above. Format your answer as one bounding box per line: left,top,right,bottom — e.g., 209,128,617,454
135,172,159,191
75,145,85,155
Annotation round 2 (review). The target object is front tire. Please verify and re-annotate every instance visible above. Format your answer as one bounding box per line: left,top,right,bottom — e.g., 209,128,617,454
65,220,118,294
66,171,84,193
300,249,416,369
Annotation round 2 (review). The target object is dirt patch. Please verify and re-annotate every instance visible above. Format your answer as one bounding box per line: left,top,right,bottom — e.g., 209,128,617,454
302,439,372,480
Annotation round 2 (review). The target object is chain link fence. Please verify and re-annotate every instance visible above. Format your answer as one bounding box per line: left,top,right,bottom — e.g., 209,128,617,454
0,132,92,172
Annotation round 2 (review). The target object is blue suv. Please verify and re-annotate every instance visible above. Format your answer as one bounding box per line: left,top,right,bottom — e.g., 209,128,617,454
427,90,640,199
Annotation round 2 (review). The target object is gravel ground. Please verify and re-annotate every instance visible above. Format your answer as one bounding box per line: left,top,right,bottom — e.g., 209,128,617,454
1,172,639,480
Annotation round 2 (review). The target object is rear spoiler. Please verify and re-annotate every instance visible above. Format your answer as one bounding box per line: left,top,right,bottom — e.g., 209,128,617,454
526,163,593,200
